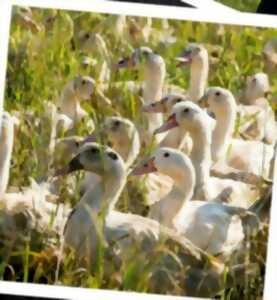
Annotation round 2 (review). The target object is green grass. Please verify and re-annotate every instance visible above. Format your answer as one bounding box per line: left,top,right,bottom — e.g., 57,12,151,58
1,6,276,299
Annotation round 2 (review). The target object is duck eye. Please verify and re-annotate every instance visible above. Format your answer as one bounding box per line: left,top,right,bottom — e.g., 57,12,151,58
183,108,190,113
108,152,118,160
176,98,182,103
163,152,170,158
118,59,125,65
84,33,90,40
215,91,221,96
81,79,86,85
90,147,99,154
114,120,121,127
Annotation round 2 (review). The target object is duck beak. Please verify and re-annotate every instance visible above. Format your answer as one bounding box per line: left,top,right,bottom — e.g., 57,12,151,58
143,99,166,113
130,157,157,176
154,113,178,135
175,57,190,68
54,154,83,177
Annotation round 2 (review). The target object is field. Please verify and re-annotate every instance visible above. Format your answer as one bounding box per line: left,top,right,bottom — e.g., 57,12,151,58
217,0,260,12
1,6,276,299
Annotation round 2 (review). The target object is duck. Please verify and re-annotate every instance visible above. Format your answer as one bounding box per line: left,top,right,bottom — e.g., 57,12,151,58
200,87,275,179
59,75,95,124
80,116,141,194
263,38,277,75
77,32,111,83
143,93,192,152
238,73,276,144
0,177,70,248
176,43,209,102
56,142,256,298
0,112,15,196
0,112,70,244
132,147,259,257
81,116,172,204
44,101,74,158
117,47,167,143
154,101,259,208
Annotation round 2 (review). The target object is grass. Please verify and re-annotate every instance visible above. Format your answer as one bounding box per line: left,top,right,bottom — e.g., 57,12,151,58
1,6,276,299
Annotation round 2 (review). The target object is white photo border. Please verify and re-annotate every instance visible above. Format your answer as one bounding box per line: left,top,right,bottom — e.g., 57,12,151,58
0,1,276,300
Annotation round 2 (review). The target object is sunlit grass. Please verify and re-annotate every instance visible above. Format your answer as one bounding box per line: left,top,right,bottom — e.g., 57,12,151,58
1,6,276,299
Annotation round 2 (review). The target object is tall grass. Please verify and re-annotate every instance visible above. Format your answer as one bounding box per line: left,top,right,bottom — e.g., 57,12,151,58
1,6,276,299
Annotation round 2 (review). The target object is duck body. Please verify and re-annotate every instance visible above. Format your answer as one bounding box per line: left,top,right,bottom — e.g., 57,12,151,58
61,143,255,298
238,73,276,144
133,147,255,256
154,101,259,208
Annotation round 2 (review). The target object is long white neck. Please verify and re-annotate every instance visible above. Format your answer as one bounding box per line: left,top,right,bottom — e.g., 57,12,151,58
150,166,194,228
80,168,126,214
0,123,14,195
189,56,209,102
188,125,212,193
212,100,236,162
143,60,165,137
114,132,140,169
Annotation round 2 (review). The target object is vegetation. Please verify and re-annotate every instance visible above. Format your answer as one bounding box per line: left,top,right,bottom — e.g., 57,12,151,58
1,6,276,299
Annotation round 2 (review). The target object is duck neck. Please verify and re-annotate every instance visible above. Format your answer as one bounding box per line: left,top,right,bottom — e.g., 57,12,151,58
114,132,140,169
143,60,165,135
189,57,209,102
189,125,212,191
212,102,236,162
155,168,194,228
80,168,126,214
0,126,14,195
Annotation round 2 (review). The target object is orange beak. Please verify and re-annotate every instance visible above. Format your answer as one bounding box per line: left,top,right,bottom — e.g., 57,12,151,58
143,99,166,113
131,157,157,176
154,113,179,135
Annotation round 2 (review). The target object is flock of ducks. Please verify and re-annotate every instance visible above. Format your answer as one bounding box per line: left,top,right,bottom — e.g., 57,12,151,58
1,7,277,297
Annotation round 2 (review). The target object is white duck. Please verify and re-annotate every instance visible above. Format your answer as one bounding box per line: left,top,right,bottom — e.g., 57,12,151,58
154,101,259,208
80,116,141,194
117,47,167,143
0,113,70,242
0,112,15,196
57,142,254,298
238,73,276,144
201,87,274,179
263,38,277,74
83,116,172,204
59,75,95,124
132,147,259,257
44,101,74,158
176,43,209,102
144,93,192,152
78,32,111,83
